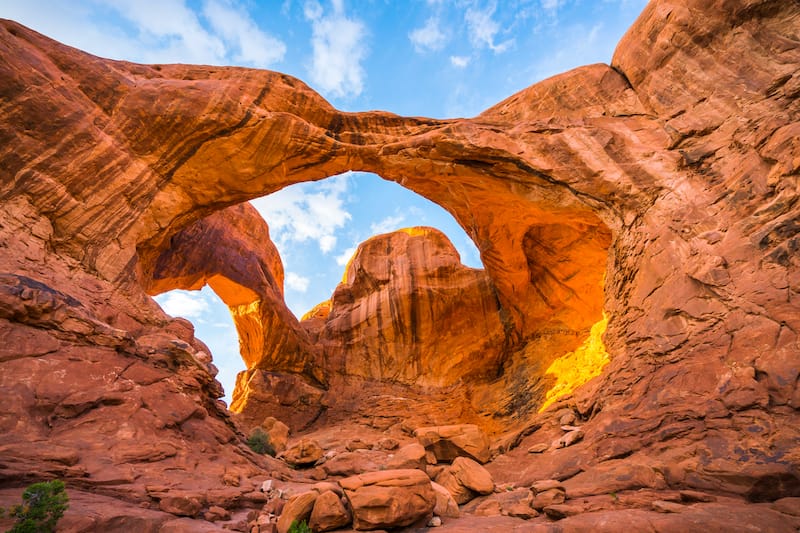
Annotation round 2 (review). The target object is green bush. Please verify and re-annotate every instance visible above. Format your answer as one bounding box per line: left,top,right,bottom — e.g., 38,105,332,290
288,520,312,533
246,428,276,457
4,480,69,533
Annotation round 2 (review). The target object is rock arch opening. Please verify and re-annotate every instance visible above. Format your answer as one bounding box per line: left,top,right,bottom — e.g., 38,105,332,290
140,163,614,432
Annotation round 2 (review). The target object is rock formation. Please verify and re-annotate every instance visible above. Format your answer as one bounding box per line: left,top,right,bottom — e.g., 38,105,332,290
0,0,799,529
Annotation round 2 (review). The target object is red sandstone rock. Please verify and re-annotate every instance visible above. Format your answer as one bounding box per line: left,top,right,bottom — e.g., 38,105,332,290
0,1,799,530
308,490,351,532
276,492,317,533
415,425,491,464
340,469,436,530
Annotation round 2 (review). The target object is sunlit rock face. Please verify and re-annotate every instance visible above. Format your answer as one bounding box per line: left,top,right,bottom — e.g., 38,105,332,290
311,227,507,387
0,0,799,525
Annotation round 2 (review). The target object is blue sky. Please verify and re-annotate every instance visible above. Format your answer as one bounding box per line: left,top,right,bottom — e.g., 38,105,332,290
1,0,648,402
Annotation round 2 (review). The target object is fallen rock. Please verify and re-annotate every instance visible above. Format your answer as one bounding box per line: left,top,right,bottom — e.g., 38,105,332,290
340,469,435,530
494,488,537,519
543,504,582,520
414,424,490,464
430,482,460,518
308,490,351,532
531,480,565,494
261,417,290,454
532,488,566,510
450,457,494,494
386,443,428,471
376,438,399,451
282,439,324,467
553,429,584,449
528,444,548,454
276,492,317,533
435,457,494,505
346,439,371,452
203,505,230,522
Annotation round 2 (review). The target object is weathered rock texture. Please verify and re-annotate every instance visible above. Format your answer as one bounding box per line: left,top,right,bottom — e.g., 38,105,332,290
308,227,506,387
1,0,799,529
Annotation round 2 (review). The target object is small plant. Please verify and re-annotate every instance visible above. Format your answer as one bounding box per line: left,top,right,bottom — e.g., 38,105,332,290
247,428,276,457
288,520,312,533
5,480,69,533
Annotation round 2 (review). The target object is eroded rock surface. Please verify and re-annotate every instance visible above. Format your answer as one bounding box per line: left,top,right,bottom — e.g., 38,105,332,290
0,0,799,529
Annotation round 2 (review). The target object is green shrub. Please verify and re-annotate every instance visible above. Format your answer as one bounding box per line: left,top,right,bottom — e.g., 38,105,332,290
288,520,312,533
5,480,69,533
246,428,276,457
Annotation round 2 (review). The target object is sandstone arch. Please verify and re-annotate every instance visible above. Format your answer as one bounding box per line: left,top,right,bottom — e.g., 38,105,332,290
1,0,799,523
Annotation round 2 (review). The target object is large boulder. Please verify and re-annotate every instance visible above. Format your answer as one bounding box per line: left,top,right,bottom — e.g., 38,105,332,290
414,425,491,464
277,492,317,533
281,439,324,468
308,490,351,532
340,469,435,530
435,457,494,505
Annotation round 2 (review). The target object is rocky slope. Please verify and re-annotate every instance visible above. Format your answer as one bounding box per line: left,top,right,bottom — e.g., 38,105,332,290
0,0,799,530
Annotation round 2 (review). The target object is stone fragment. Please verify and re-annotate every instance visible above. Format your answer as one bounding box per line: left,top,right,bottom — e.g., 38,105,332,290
528,443,548,454
308,490,351,532
204,505,231,521
376,438,399,451
430,482,460,518
386,443,427,471
282,439,323,467
261,417,290,453
346,438,371,451
543,504,582,520
450,457,494,494
553,429,584,449
415,424,491,464
531,480,565,494
276,492,317,533
340,469,435,530
532,489,566,510
427,515,442,527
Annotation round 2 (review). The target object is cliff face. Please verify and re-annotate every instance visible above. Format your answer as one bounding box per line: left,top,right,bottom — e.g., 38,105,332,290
0,0,799,528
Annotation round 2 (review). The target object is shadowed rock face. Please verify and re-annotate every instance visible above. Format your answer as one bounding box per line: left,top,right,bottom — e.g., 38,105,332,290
0,0,799,528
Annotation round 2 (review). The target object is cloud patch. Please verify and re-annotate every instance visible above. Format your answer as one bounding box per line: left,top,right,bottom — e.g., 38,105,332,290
370,214,406,235
450,55,470,68
304,0,367,98
285,272,311,292
1,0,285,68
252,173,352,254
465,3,514,53
409,17,447,53
155,290,210,319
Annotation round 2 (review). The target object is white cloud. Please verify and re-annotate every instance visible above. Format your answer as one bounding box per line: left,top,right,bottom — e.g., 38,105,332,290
370,214,406,235
409,17,447,53
303,0,367,98
465,3,514,53
450,55,470,68
336,245,358,266
251,173,352,254
285,272,310,292
202,0,286,66
0,0,285,68
155,290,210,319
541,0,566,10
